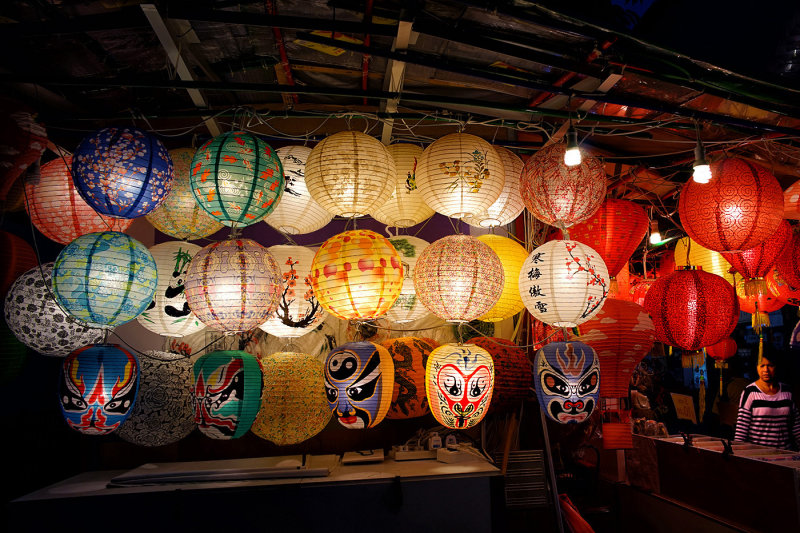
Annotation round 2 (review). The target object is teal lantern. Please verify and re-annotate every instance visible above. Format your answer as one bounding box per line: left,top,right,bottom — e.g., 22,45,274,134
190,131,284,228
192,350,262,439
52,231,158,328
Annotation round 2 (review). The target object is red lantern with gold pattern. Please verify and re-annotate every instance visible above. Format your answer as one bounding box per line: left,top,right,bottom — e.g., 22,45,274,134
678,158,783,252
470,336,532,414
735,278,783,315
766,267,800,306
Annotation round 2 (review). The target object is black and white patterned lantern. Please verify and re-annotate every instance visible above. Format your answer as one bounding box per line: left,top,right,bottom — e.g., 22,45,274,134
117,350,195,447
3,263,104,357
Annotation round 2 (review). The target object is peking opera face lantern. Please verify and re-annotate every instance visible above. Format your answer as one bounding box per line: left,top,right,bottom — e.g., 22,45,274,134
426,344,495,429
534,341,599,424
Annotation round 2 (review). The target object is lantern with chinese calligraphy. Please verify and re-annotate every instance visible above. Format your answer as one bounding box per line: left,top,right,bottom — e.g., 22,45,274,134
766,267,800,306
476,234,528,322
386,236,431,323
674,237,735,286
465,146,525,228
381,337,438,419
534,341,599,424
371,144,434,228
426,343,494,429
471,337,532,414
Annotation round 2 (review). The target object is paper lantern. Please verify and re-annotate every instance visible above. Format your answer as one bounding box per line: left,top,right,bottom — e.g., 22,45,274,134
707,338,737,362
774,230,800,288
380,337,438,419
60,344,139,435
263,145,333,234
735,278,783,314
414,234,504,322
117,350,195,447
53,231,158,328
72,127,173,218
305,131,395,217
252,352,332,445
258,245,327,338
145,148,223,240
323,341,394,429
476,234,528,322
185,239,282,333
630,278,656,307
561,199,648,278
784,179,800,220
678,157,783,252
674,237,735,285
415,133,505,219
519,240,610,327
721,220,791,281
386,236,431,323
426,343,494,429
520,142,606,228
465,146,525,227
533,341,599,424
310,230,404,320
371,144,435,227
4,263,103,357
190,131,284,227
25,155,133,244
1,231,37,297
471,337,532,414
766,267,800,306
610,263,633,300
644,268,739,351
192,350,262,439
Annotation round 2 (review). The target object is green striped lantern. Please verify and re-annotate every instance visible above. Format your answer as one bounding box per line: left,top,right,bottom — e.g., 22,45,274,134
192,350,262,440
190,131,284,228
53,231,158,328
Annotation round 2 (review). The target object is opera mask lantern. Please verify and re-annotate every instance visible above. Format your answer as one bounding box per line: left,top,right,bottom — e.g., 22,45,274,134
534,341,599,424
426,344,495,429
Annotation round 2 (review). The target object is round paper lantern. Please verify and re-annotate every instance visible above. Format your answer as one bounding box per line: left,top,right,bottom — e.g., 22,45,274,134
117,350,195,447
310,230,404,320
674,237,735,285
258,245,327,338
1,231,37,297
678,157,783,252
774,229,800,288
371,144,435,227
471,337,532,414
190,131,284,227
4,263,104,357
145,148,223,240
415,133,505,219
630,278,656,307
476,234,528,322
520,142,606,228
25,155,133,244
643,268,739,351
706,338,737,362
380,337,438,419
263,145,333,234
386,236,431,323
192,350,262,439
465,146,525,227
721,220,791,282
426,343,494,429
53,231,158,328
561,199,648,278
414,234,504,322
323,341,394,429
72,127,173,218
252,352,332,445
533,341,599,424
735,278,783,315
184,239,282,333
137,241,205,337
60,344,139,435
766,267,800,306
784,179,800,220
519,240,610,327
305,131,395,217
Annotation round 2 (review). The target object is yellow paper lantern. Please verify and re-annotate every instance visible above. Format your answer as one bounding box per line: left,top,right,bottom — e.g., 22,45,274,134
426,343,494,429
477,234,528,322
371,144,435,228
305,131,395,217
674,237,735,285
415,133,505,219
386,235,431,323
310,230,404,320
465,146,525,227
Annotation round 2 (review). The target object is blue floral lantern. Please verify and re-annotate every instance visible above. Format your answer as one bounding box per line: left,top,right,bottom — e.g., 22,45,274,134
53,231,158,328
72,127,173,218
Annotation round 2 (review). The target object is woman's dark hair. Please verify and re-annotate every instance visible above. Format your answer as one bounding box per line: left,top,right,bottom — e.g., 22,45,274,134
760,346,784,368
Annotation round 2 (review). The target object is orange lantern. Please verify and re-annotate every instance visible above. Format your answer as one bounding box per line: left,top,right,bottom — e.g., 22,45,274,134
766,267,800,306
707,337,737,363
735,278,783,332
380,337,438,419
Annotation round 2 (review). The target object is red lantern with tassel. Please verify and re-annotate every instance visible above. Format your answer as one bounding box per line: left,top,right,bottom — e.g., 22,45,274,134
707,337,738,398
735,278,783,332
722,220,792,296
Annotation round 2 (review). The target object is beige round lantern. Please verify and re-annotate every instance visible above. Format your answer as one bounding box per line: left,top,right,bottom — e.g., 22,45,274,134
477,234,528,322
304,131,395,217
263,145,334,234
415,133,505,219
465,146,525,228
387,235,432,323
371,144,435,228
519,239,610,327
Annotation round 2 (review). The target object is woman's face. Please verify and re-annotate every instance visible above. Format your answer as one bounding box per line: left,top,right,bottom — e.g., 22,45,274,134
758,358,776,383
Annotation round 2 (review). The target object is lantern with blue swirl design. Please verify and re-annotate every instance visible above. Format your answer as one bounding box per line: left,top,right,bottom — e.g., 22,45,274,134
533,341,599,424
426,343,494,429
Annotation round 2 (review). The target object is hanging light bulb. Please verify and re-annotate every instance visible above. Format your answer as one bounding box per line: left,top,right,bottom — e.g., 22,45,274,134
564,127,582,167
692,123,712,184
649,219,662,245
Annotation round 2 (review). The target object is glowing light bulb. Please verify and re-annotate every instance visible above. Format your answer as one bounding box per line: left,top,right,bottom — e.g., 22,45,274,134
564,128,581,166
692,141,711,183
649,220,661,244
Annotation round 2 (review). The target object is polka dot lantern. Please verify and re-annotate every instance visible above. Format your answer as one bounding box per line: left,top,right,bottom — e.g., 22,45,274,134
371,143,435,228
386,235,431,323
426,343,494,429
465,146,525,228
477,234,528,322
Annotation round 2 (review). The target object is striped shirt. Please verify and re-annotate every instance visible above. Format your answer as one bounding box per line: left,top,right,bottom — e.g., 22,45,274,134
734,382,800,449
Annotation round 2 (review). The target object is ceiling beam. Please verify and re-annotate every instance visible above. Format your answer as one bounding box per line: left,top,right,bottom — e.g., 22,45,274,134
380,20,415,144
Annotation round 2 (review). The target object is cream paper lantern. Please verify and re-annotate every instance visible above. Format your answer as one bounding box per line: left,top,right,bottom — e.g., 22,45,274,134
673,237,735,286
137,241,206,337
259,245,327,338
387,236,431,323
305,131,396,217
477,234,528,322
465,146,525,228
415,133,505,219
519,240,610,327
371,144,435,228
263,146,334,234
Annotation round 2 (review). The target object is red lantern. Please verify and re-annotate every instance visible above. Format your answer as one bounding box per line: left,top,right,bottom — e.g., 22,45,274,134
678,157,783,252
630,278,656,307
470,336,532,414
706,338,737,363
766,267,800,306
644,268,739,351
657,252,675,277
784,179,800,220
721,220,791,284
774,229,800,289
735,278,783,315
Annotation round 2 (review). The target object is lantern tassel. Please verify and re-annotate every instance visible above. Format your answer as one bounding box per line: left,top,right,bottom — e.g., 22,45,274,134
744,277,768,298
758,333,764,366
